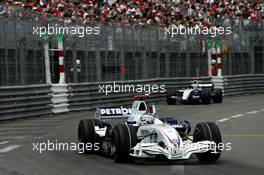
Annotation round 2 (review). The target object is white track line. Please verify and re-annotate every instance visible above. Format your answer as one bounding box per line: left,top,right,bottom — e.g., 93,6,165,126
0,119,73,126
0,127,53,130
0,122,73,126
217,110,261,124
0,136,27,140
0,145,21,153
0,131,48,135
0,141,9,145
217,118,230,123
230,114,244,118
28,117,78,122
223,134,264,137
0,123,54,126
245,111,259,115
234,99,248,103
35,133,56,139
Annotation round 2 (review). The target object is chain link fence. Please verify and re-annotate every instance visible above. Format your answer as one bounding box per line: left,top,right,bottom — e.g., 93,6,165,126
0,11,264,86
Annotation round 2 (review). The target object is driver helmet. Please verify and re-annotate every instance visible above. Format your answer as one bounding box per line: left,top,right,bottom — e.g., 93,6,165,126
193,80,199,89
211,59,216,64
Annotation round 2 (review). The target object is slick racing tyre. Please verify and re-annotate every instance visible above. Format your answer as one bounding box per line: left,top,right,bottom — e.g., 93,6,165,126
112,124,137,163
166,89,177,105
213,89,223,103
201,88,210,104
193,122,222,162
78,119,96,153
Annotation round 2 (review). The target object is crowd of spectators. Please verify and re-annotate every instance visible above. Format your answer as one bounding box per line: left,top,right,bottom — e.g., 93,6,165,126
2,0,264,28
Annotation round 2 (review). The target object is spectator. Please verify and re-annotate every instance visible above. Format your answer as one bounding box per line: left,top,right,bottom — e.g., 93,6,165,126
2,0,263,28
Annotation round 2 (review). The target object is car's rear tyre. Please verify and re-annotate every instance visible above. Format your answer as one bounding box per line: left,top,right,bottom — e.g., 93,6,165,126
213,89,223,103
112,124,137,163
201,88,210,104
166,89,177,105
78,119,96,153
193,122,222,162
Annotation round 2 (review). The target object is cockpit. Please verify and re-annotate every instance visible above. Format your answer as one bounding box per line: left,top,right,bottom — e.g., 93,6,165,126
139,102,147,111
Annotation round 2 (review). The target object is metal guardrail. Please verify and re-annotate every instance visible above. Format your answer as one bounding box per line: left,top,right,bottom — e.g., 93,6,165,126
223,74,264,96
0,75,264,120
67,77,211,112
0,84,52,120
51,84,69,114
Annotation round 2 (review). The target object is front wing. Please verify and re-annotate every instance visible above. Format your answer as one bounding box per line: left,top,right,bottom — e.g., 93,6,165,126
130,141,217,160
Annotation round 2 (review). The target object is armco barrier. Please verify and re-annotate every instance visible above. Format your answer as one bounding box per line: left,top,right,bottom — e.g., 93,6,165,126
0,84,52,120
223,74,264,96
211,77,224,90
67,77,211,112
1,75,264,120
50,84,69,114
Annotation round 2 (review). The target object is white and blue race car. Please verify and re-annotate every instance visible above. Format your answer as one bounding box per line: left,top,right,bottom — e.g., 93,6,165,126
167,81,223,105
78,95,222,163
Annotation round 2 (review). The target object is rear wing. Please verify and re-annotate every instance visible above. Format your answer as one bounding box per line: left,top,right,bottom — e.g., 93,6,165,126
190,83,214,88
95,106,131,119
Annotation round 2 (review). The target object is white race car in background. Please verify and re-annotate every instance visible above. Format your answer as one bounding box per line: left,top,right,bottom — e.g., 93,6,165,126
78,95,222,163
167,81,223,105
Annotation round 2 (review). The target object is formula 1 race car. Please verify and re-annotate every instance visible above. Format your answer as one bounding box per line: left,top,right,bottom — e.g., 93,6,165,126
166,81,223,105
78,95,222,163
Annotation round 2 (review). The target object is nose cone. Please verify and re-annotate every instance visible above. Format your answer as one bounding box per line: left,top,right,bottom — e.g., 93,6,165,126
160,125,183,148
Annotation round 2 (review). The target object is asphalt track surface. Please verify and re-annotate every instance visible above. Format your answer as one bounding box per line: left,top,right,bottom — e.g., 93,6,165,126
0,94,264,175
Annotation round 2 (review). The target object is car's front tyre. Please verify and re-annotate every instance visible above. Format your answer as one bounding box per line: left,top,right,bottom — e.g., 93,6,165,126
112,124,137,163
201,88,211,104
78,119,96,153
213,89,223,103
193,122,222,162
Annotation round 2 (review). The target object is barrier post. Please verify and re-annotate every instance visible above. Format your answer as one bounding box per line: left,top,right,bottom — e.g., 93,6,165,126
207,39,212,77
56,33,65,84
42,32,51,84
216,40,222,77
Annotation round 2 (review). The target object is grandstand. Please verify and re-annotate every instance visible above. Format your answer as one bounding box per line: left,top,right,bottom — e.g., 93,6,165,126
2,0,264,28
